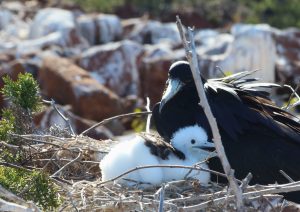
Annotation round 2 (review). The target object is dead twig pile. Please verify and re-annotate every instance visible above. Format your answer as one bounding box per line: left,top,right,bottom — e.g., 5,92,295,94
0,126,299,211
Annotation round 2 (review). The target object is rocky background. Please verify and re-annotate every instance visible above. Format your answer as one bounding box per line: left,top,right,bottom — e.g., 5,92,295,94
0,1,300,139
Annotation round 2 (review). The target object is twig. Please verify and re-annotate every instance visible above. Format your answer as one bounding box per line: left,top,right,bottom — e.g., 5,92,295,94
216,66,226,77
145,97,152,133
180,182,300,211
43,99,75,136
0,185,41,212
176,16,244,210
279,170,295,183
158,184,165,212
0,141,20,150
80,111,152,136
240,173,253,191
0,162,33,172
283,84,300,110
98,164,236,186
51,148,82,177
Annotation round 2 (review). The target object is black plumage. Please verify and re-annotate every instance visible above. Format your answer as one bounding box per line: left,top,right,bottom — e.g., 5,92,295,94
152,61,300,202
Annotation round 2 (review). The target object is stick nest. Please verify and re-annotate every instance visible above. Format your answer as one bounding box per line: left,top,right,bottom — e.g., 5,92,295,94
2,130,298,211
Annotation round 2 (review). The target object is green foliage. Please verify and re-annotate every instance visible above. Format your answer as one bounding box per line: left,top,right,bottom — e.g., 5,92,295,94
0,74,59,210
70,0,124,12
0,109,15,141
240,0,300,28
0,166,61,210
67,0,300,28
131,108,146,132
2,73,42,112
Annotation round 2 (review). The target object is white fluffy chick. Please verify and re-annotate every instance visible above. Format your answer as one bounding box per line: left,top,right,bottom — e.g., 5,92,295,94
100,125,216,187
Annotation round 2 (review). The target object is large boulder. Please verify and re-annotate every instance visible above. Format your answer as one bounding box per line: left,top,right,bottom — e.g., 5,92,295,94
78,40,144,97
274,28,300,84
139,44,185,104
77,14,123,45
0,9,13,30
194,24,276,82
39,56,124,121
29,8,85,47
128,21,181,46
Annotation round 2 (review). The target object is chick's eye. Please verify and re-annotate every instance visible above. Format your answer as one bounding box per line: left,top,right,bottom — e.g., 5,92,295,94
191,139,196,144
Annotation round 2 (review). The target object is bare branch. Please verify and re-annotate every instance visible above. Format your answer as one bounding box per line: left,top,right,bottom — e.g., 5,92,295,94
176,16,244,210
180,182,300,211
0,185,41,212
158,184,165,212
43,99,75,136
98,164,234,186
145,97,152,133
51,148,82,177
80,111,152,136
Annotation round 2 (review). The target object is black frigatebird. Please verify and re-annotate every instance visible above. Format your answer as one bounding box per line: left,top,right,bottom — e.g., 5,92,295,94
152,61,300,202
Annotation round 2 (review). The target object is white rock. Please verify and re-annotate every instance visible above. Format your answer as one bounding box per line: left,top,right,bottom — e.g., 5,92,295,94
220,24,276,82
77,15,97,45
79,40,144,97
129,21,181,46
77,14,123,45
196,24,277,82
96,14,123,44
0,9,13,30
29,8,75,38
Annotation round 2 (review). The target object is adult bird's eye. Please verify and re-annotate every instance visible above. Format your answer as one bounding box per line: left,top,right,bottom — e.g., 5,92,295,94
191,139,196,144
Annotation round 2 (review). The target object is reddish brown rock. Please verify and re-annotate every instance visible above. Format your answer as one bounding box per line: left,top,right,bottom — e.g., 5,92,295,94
274,28,300,84
39,56,124,121
78,40,144,97
139,45,185,105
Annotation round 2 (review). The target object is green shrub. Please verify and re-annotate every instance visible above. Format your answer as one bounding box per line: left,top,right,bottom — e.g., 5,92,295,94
2,73,42,112
0,166,61,211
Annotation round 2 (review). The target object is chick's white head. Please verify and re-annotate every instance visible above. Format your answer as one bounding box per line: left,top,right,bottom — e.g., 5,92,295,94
170,125,216,161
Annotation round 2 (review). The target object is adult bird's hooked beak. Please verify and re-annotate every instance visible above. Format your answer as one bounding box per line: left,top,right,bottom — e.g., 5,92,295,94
159,78,184,113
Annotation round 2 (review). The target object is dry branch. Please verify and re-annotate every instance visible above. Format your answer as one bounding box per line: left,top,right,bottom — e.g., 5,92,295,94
80,111,152,136
0,185,41,212
43,99,75,136
176,16,244,210
97,164,231,186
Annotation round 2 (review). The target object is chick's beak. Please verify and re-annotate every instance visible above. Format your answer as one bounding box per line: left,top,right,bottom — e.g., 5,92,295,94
159,78,184,113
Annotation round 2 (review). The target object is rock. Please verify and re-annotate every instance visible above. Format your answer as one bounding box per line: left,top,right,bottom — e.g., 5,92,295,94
0,9,13,30
128,21,181,46
77,14,123,45
140,45,185,104
96,14,123,44
17,32,68,56
39,56,124,121
121,18,143,38
274,28,300,84
0,7,29,48
195,24,276,82
79,40,144,97
29,8,85,47
77,15,97,45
